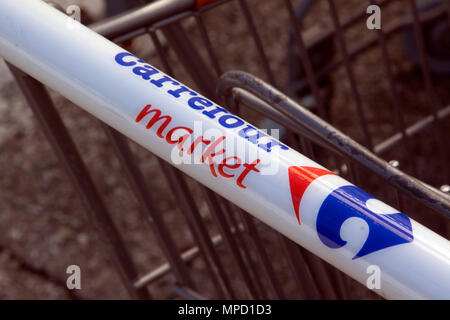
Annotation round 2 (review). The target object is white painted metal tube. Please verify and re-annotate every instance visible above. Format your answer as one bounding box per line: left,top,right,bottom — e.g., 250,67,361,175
0,0,449,299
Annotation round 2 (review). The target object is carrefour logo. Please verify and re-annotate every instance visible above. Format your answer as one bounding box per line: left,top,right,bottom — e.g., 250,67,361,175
289,166,414,259
114,52,289,154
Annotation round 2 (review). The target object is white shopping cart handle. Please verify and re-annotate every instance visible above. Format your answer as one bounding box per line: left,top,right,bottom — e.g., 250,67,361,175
0,0,449,299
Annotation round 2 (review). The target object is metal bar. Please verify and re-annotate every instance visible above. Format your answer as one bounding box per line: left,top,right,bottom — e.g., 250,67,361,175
202,188,260,299
134,220,253,289
150,10,195,31
102,124,196,289
237,0,277,87
347,162,361,188
327,0,373,150
227,91,323,300
145,23,233,299
369,0,410,155
7,64,150,300
374,105,450,155
161,22,217,99
240,212,287,299
230,86,449,223
221,200,268,299
148,30,175,76
194,13,223,77
0,243,81,299
311,3,448,84
90,0,195,39
407,0,450,182
389,160,405,212
230,86,341,300
158,162,235,299
134,233,223,288
230,88,328,151
284,0,327,119
284,0,345,183
299,248,338,300
278,236,321,299
217,71,450,218
327,266,350,300
145,25,234,299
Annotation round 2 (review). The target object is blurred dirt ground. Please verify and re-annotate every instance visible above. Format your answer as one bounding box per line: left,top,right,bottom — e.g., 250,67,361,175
0,0,449,299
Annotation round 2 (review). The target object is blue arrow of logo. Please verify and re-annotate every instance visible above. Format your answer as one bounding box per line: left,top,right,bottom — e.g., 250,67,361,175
316,185,414,259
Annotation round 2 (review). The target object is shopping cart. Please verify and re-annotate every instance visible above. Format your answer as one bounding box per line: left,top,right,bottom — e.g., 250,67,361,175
1,0,449,299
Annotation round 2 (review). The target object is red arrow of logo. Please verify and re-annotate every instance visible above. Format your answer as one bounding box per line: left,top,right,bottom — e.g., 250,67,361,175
288,166,336,224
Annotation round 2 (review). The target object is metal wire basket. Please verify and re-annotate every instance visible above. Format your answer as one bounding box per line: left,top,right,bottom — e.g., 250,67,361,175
2,0,450,299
